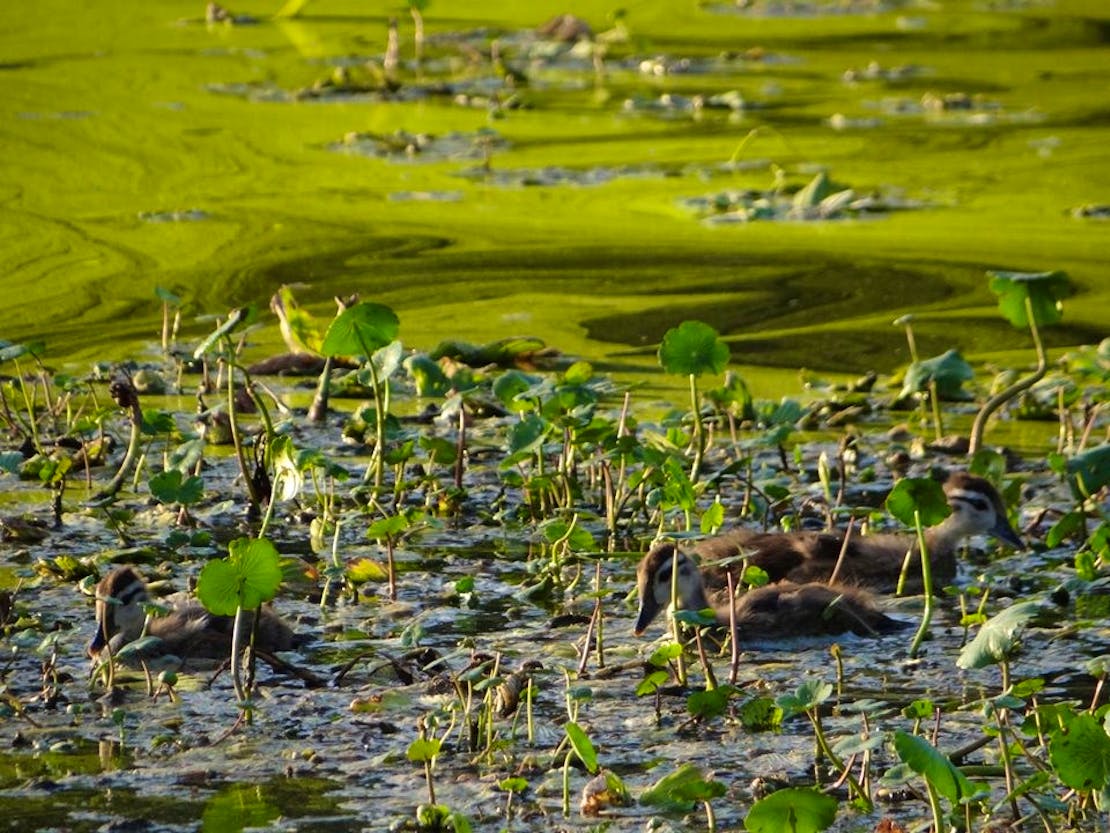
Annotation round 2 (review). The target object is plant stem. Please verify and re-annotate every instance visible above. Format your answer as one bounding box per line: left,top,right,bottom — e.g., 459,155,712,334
908,509,934,659
688,373,704,482
969,296,1048,454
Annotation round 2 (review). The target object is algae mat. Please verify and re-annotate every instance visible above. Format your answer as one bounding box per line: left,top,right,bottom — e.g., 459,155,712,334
1,0,1107,384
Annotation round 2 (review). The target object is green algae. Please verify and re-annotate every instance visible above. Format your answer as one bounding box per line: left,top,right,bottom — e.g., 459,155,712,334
1,0,1107,391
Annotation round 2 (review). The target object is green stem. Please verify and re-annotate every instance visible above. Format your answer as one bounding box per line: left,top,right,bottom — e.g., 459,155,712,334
969,295,1048,454
224,351,262,516
908,509,934,659
688,373,704,482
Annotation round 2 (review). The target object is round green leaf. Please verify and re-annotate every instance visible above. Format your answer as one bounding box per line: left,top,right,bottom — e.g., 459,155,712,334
196,559,244,616
198,537,284,615
658,321,730,377
1050,712,1110,791
886,477,951,527
987,270,1069,329
320,302,400,358
744,787,837,833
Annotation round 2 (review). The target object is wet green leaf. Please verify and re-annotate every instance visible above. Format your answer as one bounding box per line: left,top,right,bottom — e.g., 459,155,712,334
0,340,44,363
366,514,410,539
148,469,203,506
492,369,541,412
956,601,1040,669
404,353,451,397
564,722,598,774
541,518,595,551
320,302,399,358
1066,443,1110,497
894,730,980,806
506,414,549,455
988,269,1070,328
406,737,442,763
744,787,837,833
419,436,457,466
1049,712,1110,791
687,685,736,719
777,680,833,715
673,608,718,627
641,763,725,810
347,558,387,584
792,171,833,210
648,643,683,667
700,501,724,534
658,320,729,377
635,670,670,697
193,306,253,359
197,537,283,616
1047,510,1086,549
498,777,528,793
737,696,782,731
886,477,951,528
899,349,974,400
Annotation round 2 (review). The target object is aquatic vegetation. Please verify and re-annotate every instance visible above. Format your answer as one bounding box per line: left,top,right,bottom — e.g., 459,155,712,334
2,0,1110,828
2,289,1107,830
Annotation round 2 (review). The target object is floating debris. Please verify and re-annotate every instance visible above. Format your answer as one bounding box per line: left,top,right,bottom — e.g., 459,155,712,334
138,209,209,223
1072,204,1110,219
455,162,676,187
331,129,506,163
684,170,927,223
701,0,915,17
842,60,926,84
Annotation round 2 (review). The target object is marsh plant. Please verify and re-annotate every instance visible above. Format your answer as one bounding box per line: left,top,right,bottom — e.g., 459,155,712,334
1,285,1109,833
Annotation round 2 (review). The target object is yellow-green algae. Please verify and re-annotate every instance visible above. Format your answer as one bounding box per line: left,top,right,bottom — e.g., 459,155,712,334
0,0,1107,393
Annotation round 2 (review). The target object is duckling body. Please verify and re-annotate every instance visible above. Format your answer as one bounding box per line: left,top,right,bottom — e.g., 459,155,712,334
89,566,297,667
696,472,1022,594
634,546,904,639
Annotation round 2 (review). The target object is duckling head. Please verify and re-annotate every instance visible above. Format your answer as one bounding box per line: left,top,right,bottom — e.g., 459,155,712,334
634,543,711,636
88,566,151,657
942,473,1023,548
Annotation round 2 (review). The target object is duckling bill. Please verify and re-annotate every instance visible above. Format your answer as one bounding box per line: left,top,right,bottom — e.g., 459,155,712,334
634,546,905,639
89,566,297,666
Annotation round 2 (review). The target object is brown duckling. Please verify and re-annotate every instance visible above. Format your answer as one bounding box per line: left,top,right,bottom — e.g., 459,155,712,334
634,547,904,639
692,472,1023,594
89,566,297,666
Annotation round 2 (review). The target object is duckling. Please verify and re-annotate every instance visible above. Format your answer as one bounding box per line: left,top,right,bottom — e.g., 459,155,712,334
634,547,904,638
88,566,297,666
694,472,1023,595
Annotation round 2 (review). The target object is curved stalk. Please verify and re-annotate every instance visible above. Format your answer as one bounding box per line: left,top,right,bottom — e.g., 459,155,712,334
969,296,1048,454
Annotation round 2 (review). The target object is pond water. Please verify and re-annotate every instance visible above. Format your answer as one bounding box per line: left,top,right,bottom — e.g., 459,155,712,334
1,0,1107,391
1,2,1109,832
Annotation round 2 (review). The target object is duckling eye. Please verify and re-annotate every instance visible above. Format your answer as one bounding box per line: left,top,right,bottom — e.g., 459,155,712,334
966,497,989,512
